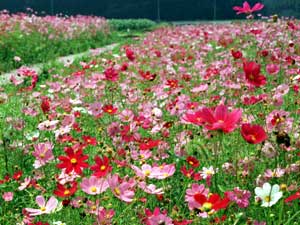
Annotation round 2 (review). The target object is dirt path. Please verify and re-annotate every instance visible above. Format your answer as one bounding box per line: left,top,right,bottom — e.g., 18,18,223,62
0,43,118,86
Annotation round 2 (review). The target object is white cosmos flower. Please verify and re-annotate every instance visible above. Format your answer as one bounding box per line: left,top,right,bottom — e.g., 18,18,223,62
255,182,282,207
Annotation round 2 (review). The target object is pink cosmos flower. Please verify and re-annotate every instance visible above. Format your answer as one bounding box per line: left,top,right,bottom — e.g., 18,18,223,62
144,208,174,225
266,64,280,75
2,192,13,201
197,104,242,133
138,182,164,195
58,169,80,185
185,184,209,210
264,168,285,178
32,142,54,168
18,177,31,190
131,164,154,179
108,174,135,203
95,208,115,225
151,164,176,180
25,195,58,216
119,109,135,122
80,176,109,195
233,1,264,15
266,110,293,133
225,187,251,208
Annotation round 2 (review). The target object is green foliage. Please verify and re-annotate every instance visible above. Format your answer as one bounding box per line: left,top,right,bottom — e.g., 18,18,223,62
0,30,118,74
109,19,157,31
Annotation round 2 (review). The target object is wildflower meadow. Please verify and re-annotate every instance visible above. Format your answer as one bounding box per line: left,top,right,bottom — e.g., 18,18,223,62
0,2,300,225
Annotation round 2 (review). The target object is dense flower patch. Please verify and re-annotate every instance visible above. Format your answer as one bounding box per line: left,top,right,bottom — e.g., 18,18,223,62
1,4,300,225
0,10,111,73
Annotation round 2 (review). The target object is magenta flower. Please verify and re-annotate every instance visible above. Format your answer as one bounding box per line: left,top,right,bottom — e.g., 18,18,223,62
95,208,115,225
185,184,209,210
225,187,251,208
197,104,242,133
80,176,109,195
108,174,135,203
233,1,264,14
25,195,58,216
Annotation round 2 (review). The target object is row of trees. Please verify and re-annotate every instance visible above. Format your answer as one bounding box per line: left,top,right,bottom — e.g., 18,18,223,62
0,0,299,20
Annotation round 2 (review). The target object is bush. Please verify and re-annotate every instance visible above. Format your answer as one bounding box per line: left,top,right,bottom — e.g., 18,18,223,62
108,19,157,31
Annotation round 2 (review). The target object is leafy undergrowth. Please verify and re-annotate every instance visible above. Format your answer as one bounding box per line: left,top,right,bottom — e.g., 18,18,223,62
1,16,300,225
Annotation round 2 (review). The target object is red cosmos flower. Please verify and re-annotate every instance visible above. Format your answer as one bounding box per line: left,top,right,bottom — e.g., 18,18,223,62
125,47,135,61
285,191,300,203
102,104,118,115
53,182,77,198
243,61,266,87
139,70,156,81
180,166,201,181
13,170,23,180
90,156,112,178
186,156,200,168
233,1,264,15
82,135,97,146
194,193,230,214
197,104,242,133
41,97,51,114
57,147,89,175
231,49,243,59
139,138,160,151
104,67,119,82
241,124,267,144
166,79,179,89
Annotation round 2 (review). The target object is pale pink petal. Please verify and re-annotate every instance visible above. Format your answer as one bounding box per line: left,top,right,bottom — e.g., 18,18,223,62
35,195,45,207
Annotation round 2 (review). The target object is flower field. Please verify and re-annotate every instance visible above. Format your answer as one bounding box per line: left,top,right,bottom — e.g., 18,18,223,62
0,10,112,73
1,3,300,225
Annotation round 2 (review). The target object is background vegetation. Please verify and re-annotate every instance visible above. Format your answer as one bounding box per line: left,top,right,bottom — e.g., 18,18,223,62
0,0,299,20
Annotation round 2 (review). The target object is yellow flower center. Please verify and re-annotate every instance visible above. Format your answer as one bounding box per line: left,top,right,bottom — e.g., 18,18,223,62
40,207,46,212
40,153,45,158
114,187,121,196
64,190,70,195
144,169,151,176
100,165,106,171
264,196,271,202
90,186,97,193
200,202,213,212
70,158,77,164
250,135,256,141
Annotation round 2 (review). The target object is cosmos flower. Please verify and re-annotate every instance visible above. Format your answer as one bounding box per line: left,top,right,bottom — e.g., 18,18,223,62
25,195,59,216
80,176,109,195
241,124,267,144
243,61,266,87
233,1,264,15
185,184,209,210
56,147,89,175
255,183,282,207
108,174,135,203
90,156,112,178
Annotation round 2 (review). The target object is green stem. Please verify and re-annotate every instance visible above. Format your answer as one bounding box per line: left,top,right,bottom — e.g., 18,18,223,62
284,210,300,225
